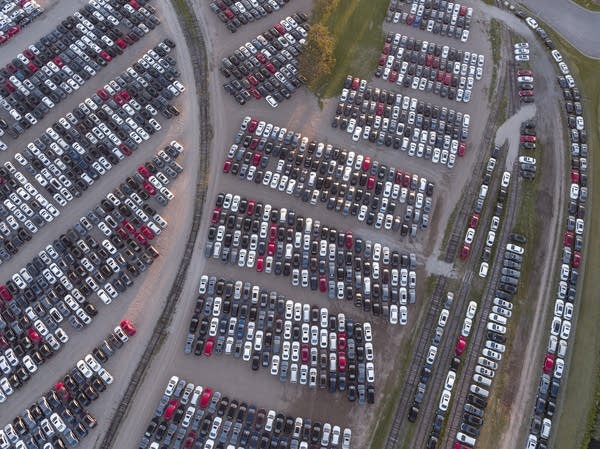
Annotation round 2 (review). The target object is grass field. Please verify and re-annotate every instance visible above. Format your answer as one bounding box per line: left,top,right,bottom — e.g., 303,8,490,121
309,0,389,98
538,25,600,449
571,0,600,11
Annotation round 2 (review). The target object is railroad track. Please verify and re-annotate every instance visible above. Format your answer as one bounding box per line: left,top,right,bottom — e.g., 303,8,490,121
441,172,522,448
439,26,522,448
382,22,514,449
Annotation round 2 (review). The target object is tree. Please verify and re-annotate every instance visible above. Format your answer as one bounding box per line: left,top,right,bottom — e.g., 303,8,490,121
299,23,336,88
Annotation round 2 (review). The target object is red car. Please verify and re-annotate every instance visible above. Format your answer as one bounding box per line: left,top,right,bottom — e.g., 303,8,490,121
389,71,398,83
402,173,411,187
454,443,471,449
224,8,234,19
520,135,536,143
563,231,574,247
265,63,276,74
443,72,452,86
199,388,213,408
211,208,221,224
164,400,178,420
319,276,327,292
120,320,136,336
143,181,156,196
203,337,215,356
458,142,466,156
138,165,150,178
246,200,255,216
351,77,360,90
116,227,128,239
256,257,264,272
252,152,262,166
114,94,125,106
119,143,132,156
267,242,275,256
249,88,261,99
223,159,232,173
268,225,277,241
517,69,533,76
99,50,112,62
134,232,148,246
571,169,580,184
375,102,384,116
572,251,581,268
140,226,155,240
96,89,109,101
121,91,132,101
116,38,127,49
273,23,285,35
362,156,371,172
26,63,37,73
460,244,470,260
344,232,353,250
469,212,480,229
338,335,347,352
0,285,12,301
436,70,445,82
246,74,258,86
55,383,71,401
301,344,309,363
543,353,555,374
519,90,534,97
256,53,267,64
53,56,64,67
455,336,467,356
28,328,41,343
366,176,375,190
184,432,196,449
338,354,347,371
247,119,258,133
122,220,135,233
7,26,20,37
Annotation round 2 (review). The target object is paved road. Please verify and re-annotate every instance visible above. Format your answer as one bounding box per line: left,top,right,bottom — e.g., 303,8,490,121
519,0,600,58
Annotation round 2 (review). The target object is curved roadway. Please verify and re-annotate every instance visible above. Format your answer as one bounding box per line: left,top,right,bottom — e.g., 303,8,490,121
519,0,600,58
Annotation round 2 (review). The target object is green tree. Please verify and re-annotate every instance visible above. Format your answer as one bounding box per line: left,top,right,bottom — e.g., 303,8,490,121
299,23,336,89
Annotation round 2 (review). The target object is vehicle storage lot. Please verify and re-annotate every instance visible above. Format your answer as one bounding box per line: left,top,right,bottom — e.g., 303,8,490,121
0,1,503,449
0,2,202,448
113,1,498,449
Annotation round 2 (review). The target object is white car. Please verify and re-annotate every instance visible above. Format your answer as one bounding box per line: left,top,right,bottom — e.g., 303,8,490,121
439,389,451,411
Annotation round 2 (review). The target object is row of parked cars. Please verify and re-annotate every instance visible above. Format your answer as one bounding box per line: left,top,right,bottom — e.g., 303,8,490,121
208,0,293,33
14,43,181,208
0,162,59,263
0,0,162,139
519,120,537,179
515,66,535,105
523,13,589,449
460,145,510,261
141,376,352,449
0,321,132,448
220,14,308,107
0,147,181,404
205,193,418,322
0,49,181,266
408,291,458,429
188,276,377,402
387,0,473,42
334,76,471,169
453,238,526,449
0,0,44,46
224,116,436,237
376,31,483,103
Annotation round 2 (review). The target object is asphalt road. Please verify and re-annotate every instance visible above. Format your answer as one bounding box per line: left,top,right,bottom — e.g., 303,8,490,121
520,0,600,59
